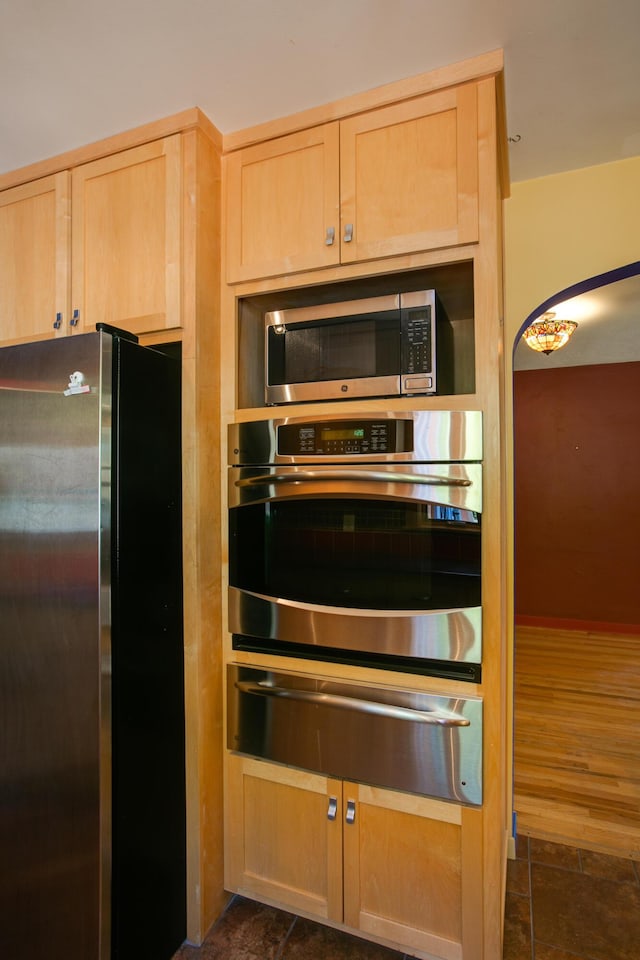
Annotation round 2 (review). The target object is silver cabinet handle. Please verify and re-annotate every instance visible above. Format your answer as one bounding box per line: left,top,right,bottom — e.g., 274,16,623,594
236,470,471,488
343,222,353,243
327,797,337,821
235,681,470,726
53,312,63,329
70,309,80,327
325,226,335,246
346,800,356,824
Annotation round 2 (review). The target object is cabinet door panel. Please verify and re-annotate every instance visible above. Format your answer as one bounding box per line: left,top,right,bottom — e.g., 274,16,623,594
72,136,182,336
225,756,343,920
340,84,478,263
0,172,70,344
343,784,464,960
225,124,340,283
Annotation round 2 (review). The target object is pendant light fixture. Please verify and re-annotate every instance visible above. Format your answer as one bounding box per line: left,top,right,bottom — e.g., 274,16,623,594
522,311,578,355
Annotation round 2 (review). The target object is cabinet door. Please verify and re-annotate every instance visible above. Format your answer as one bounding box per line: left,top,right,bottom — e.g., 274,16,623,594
225,124,340,283
343,784,466,960
0,172,71,344
225,755,343,920
71,135,182,336
340,84,479,263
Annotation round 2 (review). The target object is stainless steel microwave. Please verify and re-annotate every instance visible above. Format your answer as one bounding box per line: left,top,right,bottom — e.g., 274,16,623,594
264,290,440,405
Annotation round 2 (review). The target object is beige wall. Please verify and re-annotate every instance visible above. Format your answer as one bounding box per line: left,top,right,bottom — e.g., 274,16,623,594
504,154,640,350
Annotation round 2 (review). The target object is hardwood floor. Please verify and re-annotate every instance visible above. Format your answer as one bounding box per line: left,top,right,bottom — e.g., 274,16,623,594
513,625,640,858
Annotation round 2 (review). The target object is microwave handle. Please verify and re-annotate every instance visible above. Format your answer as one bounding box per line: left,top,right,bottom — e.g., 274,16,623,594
235,680,470,726
235,469,472,488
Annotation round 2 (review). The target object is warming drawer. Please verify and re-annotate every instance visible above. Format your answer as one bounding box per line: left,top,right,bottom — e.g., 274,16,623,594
227,665,482,805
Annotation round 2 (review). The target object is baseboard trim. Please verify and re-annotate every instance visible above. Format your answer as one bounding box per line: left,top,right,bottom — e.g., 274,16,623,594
514,615,640,635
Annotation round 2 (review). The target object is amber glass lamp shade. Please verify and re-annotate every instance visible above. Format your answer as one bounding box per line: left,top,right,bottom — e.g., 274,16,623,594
522,312,578,355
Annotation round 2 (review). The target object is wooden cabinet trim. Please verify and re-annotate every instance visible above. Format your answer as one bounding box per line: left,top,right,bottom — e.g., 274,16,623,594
223,49,504,153
0,107,219,193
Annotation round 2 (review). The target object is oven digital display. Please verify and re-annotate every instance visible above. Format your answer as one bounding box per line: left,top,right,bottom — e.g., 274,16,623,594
320,427,365,441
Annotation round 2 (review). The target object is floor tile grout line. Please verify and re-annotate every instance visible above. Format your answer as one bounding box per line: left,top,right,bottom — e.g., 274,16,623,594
273,913,298,960
533,936,597,960
527,839,535,960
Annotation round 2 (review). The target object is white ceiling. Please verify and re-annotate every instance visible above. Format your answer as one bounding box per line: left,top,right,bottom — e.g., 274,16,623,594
2,0,639,367
1,0,639,183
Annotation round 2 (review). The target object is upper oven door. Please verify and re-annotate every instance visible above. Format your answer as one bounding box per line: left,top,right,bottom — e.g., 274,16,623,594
228,462,482,672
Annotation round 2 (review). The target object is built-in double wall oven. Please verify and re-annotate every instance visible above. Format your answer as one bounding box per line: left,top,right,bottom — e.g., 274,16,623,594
228,409,482,683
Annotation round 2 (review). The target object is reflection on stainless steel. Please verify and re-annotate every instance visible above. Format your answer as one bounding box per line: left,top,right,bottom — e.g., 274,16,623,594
266,375,403,406
228,666,483,805
228,410,483,677
229,587,482,665
235,468,472,487
229,463,482,513
0,333,185,960
0,338,105,960
235,680,471,725
228,410,483,465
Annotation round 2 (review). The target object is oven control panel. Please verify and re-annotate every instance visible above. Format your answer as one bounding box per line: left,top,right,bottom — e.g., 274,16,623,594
278,419,410,456
228,411,483,465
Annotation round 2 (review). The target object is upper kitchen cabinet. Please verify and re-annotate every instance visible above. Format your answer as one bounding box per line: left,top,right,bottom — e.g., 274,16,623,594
0,172,71,343
339,83,478,264
224,123,341,283
0,134,184,345
224,82,480,284
72,136,183,337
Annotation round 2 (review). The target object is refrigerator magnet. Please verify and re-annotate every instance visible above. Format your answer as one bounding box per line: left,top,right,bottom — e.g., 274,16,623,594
64,370,91,396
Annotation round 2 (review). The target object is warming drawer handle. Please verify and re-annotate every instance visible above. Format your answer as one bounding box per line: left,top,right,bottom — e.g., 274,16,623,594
235,470,472,488
235,681,470,726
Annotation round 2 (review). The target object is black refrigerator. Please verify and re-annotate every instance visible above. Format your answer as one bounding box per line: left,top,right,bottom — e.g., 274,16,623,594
0,327,186,959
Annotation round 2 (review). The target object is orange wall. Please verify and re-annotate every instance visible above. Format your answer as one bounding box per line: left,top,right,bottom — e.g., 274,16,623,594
514,360,640,628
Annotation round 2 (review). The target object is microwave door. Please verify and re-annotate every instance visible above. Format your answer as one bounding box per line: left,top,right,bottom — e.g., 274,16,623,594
265,311,402,405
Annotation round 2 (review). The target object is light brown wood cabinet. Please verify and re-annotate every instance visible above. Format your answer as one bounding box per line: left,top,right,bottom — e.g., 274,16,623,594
0,135,183,344
224,83,479,284
0,172,70,343
221,52,508,960
226,754,477,960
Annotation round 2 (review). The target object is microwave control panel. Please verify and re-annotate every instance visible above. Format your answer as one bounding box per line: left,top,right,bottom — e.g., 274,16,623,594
402,307,433,375
277,419,414,456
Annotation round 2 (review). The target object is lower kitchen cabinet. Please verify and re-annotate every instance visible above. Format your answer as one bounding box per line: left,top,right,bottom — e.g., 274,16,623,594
225,754,477,960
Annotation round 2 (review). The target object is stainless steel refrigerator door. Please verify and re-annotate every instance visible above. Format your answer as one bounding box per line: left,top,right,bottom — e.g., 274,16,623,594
0,335,110,960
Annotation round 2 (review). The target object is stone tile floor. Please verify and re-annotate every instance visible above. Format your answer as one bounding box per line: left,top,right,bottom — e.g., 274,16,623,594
173,837,640,959
504,835,640,960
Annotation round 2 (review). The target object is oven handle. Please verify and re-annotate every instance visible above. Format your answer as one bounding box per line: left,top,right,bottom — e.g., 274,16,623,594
235,470,472,488
235,680,471,726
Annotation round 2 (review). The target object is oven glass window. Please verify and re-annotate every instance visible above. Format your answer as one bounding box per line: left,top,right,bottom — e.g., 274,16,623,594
229,498,481,610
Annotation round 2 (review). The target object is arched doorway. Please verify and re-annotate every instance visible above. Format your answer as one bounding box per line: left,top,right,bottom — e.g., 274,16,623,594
511,261,640,857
